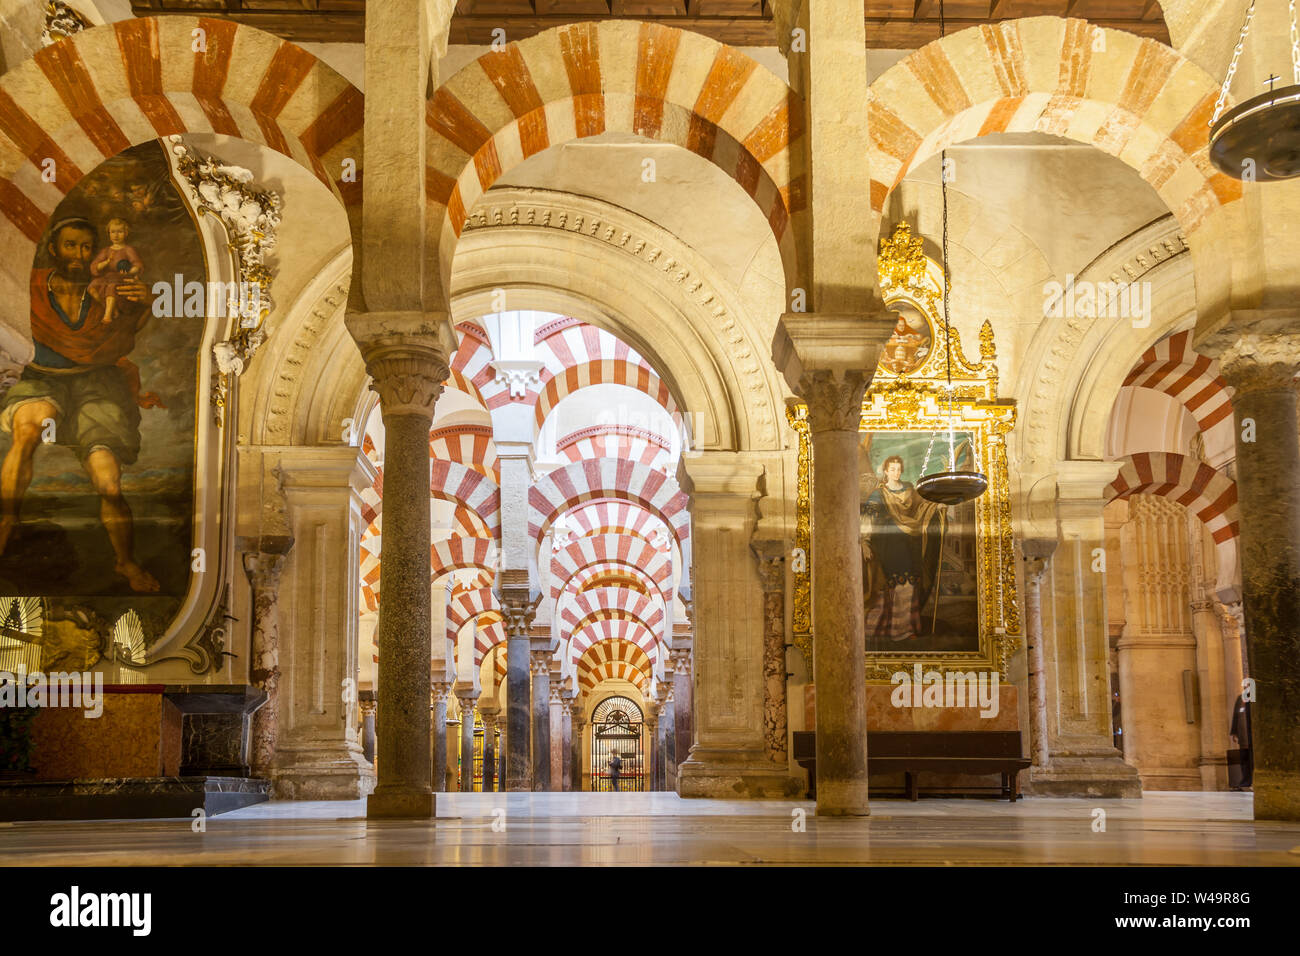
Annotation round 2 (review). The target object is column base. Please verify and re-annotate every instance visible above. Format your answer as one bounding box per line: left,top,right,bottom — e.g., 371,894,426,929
1253,770,1300,821
1024,752,1142,798
816,778,870,816
1133,766,1205,791
367,786,435,819
270,741,375,800
676,748,804,798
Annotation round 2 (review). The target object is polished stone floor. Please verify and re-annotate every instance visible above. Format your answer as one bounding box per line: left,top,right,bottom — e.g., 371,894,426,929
0,792,1296,865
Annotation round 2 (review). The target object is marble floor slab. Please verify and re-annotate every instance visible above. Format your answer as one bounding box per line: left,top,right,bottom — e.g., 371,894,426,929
0,791,1296,866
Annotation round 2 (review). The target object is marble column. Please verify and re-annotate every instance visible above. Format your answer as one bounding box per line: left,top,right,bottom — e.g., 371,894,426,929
661,687,676,791
530,650,552,791
753,543,788,765
270,448,376,799
239,536,293,777
1203,324,1300,819
359,695,377,765
430,682,449,792
1021,539,1056,768
501,588,535,792
670,643,693,773
480,708,498,792
570,701,586,792
348,331,447,819
497,727,506,790
560,694,574,792
456,691,477,792
644,700,660,792
548,679,564,791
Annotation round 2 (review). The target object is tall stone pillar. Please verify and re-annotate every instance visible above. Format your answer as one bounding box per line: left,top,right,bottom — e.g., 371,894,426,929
670,642,693,773
548,679,564,790
1021,540,1056,768
480,708,498,792
1027,463,1141,796
347,330,447,818
661,686,676,791
1201,322,1300,819
270,448,376,799
359,695,377,765
430,681,449,792
239,536,293,777
501,587,535,791
675,454,797,798
456,691,477,792
530,649,552,791
644,700,660,792
570,700,586,792
560,692,574,792
753,543,788,765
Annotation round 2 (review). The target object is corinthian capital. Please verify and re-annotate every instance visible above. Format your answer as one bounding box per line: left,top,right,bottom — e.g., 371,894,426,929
347,312,450,417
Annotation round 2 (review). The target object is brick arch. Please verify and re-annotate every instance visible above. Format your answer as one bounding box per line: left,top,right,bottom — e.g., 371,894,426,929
431,535,497,581
550,533,672,599
577,639,652,693
556,425,670,467
571,563,656,596
426,20,803,291
534,359,680,436
1121,329,1234,449
0,16,362,285
565,499,671,543
447,587,500,641
430,423,498,480
571,617,661,667
866,18,1238,237
430,461,500,539
529,459,689,543
559,587,665,635
1107,452,1238,545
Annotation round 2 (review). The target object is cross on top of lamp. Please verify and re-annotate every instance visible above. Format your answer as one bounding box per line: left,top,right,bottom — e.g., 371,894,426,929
1208,0,1300,181
913,0,989,508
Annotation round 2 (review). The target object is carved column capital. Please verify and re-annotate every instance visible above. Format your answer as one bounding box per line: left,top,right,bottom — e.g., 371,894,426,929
670,647,692,676
529,650,552,677
549,684,564,705
431,681,450,706
351,329,449,417
1198,314,1300,395
239,536,294,590
360,697,378,719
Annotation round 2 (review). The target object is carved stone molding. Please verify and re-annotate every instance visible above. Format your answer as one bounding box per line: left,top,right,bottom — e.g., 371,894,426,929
798,369,870,433
462,191,779,444
529,651,551,678
262,273,351,444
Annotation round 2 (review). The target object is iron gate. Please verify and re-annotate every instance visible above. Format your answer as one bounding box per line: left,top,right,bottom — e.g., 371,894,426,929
590,695,645,792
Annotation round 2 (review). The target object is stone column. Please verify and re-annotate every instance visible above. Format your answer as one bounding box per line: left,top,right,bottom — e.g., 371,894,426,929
497,725,506,790
347,328,447,818
239,536,293,777
670,642,693,772
661,685,676,791
548,679,564,791
570,700,586,792
530,649,552,791
480,708,498,792
359,694,377,765
456,690,477,792
501,586,535,791
1202,323,1300,819
430,681,449,792
753,543,788,765
1021,539,1056,768
560,692,574,792
644,699,660,792
270,448,377,799
675,454,798,798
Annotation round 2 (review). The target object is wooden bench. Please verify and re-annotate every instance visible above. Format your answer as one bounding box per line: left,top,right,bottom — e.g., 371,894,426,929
792,730,1030,802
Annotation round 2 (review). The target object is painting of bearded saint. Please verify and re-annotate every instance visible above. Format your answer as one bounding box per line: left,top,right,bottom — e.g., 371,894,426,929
859,431,981,652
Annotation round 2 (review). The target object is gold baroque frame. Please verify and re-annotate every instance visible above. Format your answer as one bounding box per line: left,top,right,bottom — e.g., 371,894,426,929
790,223,1021,681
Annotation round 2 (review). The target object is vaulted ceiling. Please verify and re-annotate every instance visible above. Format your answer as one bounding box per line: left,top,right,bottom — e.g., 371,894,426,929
129,1,1170,46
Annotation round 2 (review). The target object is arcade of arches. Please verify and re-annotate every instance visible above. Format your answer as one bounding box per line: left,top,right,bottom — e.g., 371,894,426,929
0,0,1299,843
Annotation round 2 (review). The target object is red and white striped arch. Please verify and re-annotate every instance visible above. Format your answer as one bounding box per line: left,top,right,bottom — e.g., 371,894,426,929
550,533,673,599
570,617,661,665
430,423,499,480
1107,453,1239,545
565,499,672,544
446,587,500,641
430,461,500,539
1122,330,1234,449
533,361,678,436
576,639,652,693
529,459,689,543
865,19,1238,235
556,425,670,468
432,535,497,584
426,21,803,287
559,587,665,635
0,17,362,279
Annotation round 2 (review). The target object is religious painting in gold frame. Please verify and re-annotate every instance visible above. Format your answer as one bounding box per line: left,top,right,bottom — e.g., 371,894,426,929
789,222,1021,681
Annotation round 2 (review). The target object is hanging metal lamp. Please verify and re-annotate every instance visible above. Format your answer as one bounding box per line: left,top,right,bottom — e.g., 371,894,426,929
914,0,988,508
1208,1,1300,181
